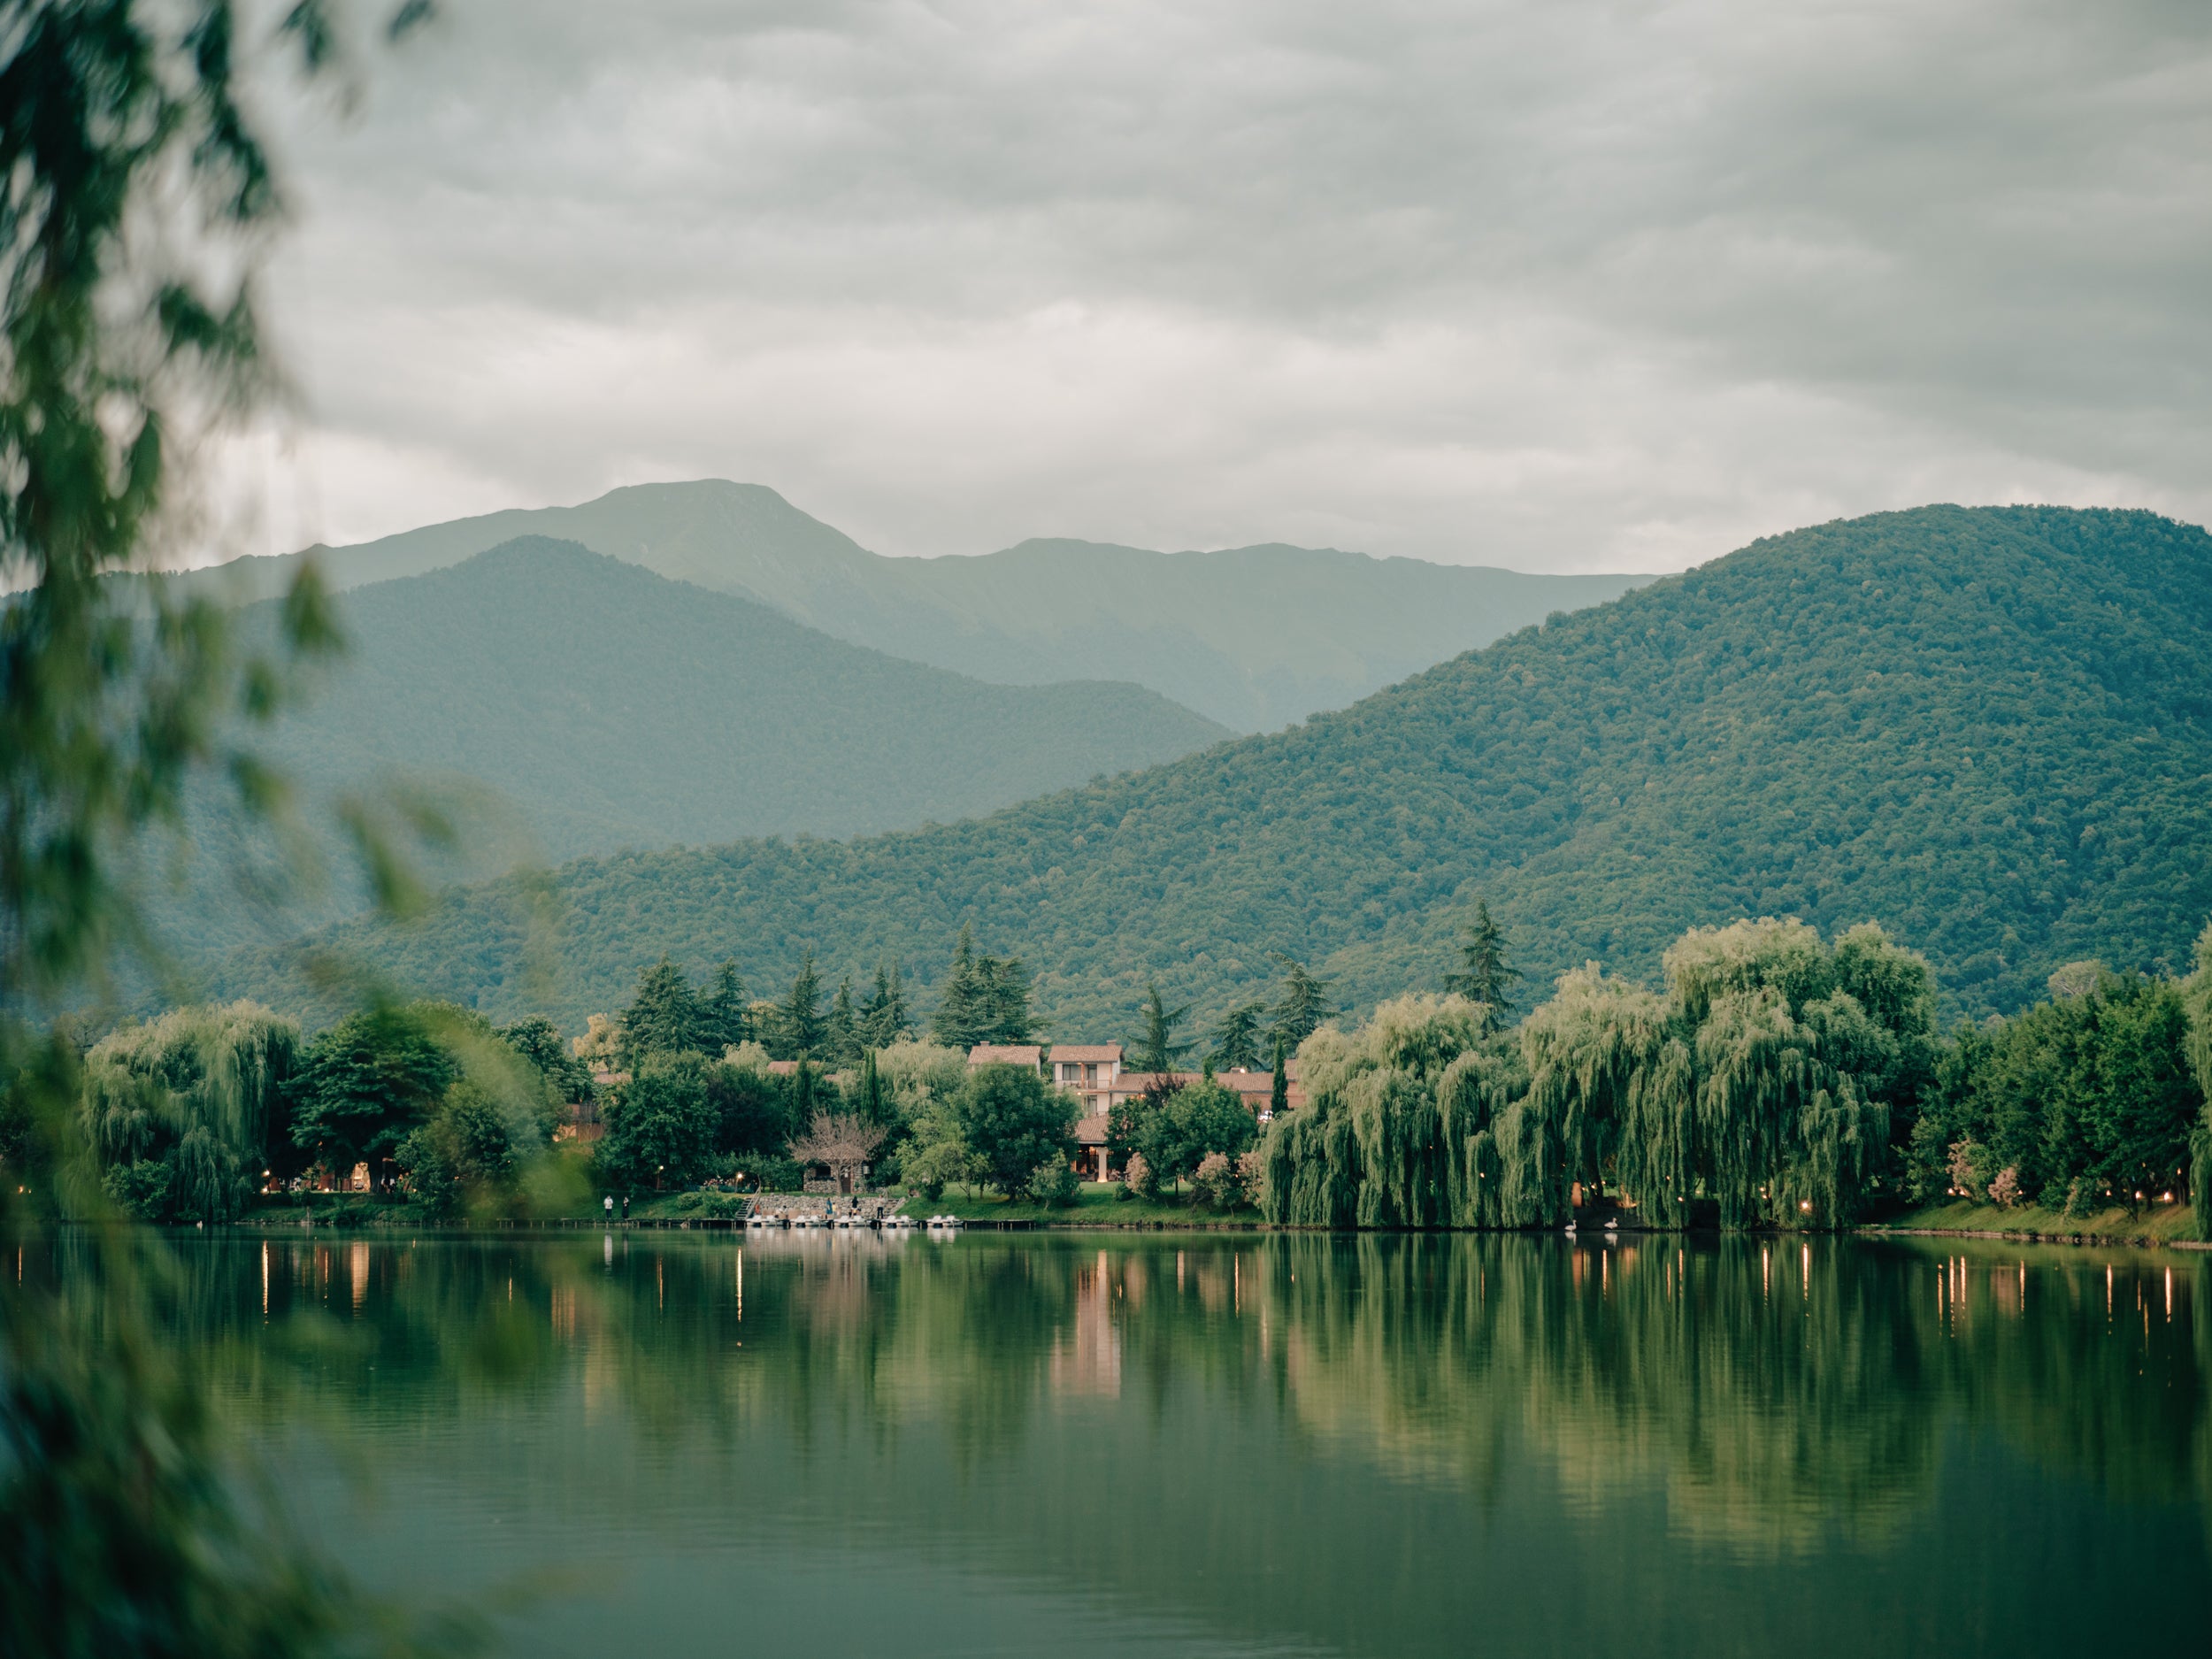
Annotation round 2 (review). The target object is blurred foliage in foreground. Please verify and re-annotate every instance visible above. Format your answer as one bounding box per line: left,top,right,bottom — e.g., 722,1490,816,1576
0,2,474,1654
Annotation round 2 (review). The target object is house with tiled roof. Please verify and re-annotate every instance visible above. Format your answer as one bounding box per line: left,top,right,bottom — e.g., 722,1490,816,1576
967,1038,1305,1181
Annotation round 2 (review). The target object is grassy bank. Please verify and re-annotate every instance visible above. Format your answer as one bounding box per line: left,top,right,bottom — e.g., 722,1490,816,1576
1870,1197,2207,1248
899,1184,1260,1226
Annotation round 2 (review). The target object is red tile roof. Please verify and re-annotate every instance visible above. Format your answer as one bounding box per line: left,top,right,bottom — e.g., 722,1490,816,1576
968,1044,1044,1067
1049,1043,1125,1063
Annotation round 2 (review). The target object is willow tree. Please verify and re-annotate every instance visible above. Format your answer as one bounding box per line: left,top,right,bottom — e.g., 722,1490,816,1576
2185,920,2212,1239
1,4,457,1653
1258,995,1505,1228
78,1002,300,1221
1261,917,1933,1232
1665,918,1927,1226
1510,965,1676,1224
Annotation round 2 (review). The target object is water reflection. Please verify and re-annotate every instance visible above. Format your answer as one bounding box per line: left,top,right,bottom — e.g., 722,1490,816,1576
96,1232,2212,1656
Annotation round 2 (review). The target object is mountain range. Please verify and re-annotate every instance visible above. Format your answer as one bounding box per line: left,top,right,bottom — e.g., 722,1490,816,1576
204,504,2212,1035
154,538,1229,962
188,480,1648,733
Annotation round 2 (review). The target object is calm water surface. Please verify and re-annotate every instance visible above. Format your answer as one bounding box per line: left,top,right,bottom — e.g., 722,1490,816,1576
167,1231,2208,1656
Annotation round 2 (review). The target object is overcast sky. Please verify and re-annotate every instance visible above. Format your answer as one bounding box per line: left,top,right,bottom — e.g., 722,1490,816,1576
224,0,2212,572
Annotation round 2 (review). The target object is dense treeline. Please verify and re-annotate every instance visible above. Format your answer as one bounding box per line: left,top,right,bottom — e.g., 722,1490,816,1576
211,505,2212,1037
70,907,2212,1230
1910,967,2204,1217
1259,915,2212,1233
67,999,595,1223
58,929,1340,1216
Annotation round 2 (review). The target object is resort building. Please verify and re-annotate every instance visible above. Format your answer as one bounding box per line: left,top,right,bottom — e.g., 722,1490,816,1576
968,1040,1304,1181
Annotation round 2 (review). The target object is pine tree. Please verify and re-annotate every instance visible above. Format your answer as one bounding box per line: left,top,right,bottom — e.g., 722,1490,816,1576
1443,898,1522,1034
1267,956,1338,1056
621,956,702,1067
860,958,910,1048
979,954,1038,1042
698,961,749,1054
1208,1001,1266,1071
780,951,825,1058
826,974,860,1067
1270,1039,1289,1118
931,924,988,1050
856,1048,888,1126
1132,981,1194,1074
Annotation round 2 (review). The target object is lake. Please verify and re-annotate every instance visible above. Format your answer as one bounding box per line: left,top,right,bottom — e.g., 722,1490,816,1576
173,1229,2208,1656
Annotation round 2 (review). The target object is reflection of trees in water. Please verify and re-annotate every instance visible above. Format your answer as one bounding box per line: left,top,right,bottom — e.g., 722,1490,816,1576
134,1231,2208,1548
1263,1235,1941,1552
1256,1235,2208,1552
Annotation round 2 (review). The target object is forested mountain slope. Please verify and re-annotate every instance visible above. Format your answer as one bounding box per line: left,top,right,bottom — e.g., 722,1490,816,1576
209,506,2212,1033
159,539,1227,959
186,480,1646,732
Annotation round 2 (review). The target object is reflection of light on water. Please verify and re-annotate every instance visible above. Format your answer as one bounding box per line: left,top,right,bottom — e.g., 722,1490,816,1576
1050,1250,1121,1399
350,1241,368,1311
550,1284,576,1342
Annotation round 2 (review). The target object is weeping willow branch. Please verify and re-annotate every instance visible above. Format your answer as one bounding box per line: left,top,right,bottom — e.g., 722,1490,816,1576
1258,919,1937,1233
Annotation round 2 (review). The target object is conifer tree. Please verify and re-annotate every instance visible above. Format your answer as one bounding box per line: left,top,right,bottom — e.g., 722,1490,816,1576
856,1048,888,1126
1208,1001,1266,1071
1132,981,1194,1074
979,954,1038,1041
931,924,988,1049
826,974,860,1067
861,958,910,1048
697,961,749,1054
621,956,702,1068
1271,1039,1290,1118
780,951,825,1058
1444,899,1522,1033
1267,957,1338,1056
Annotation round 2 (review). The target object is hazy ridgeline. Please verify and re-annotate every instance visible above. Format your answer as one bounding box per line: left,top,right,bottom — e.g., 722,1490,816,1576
205,504,2212,1037
196,479,1647,735
73,1230,2212,1654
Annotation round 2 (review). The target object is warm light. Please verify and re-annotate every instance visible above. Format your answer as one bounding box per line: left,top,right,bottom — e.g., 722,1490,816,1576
1801,1200,1811,1212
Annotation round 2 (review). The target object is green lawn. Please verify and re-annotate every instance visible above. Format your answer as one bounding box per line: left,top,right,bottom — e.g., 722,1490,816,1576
1871,1197,2206,1247
899,1183,1260,1226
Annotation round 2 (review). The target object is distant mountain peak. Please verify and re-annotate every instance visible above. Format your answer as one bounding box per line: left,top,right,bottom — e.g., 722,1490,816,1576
188,478,1651,732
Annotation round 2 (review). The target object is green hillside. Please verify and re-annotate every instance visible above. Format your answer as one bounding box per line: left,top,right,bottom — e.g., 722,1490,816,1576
156,538,1227,959
184,480,1647,731
206,505,2212,1035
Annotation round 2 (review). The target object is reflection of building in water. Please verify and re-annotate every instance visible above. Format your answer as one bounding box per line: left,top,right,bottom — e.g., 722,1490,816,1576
1051,1249,1123,1398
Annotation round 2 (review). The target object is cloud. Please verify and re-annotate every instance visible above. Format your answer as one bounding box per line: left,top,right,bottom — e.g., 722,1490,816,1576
226,0,2212,569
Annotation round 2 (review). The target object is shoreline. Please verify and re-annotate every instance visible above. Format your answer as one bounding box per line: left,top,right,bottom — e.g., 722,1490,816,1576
207,1214,2212,1251
1856,1224,2211,1252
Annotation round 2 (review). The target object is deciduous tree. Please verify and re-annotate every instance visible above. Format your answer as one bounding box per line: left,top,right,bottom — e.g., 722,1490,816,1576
953,1063,1077,1198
